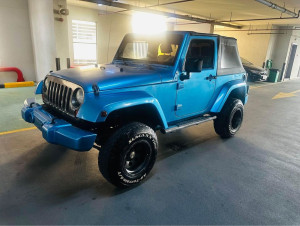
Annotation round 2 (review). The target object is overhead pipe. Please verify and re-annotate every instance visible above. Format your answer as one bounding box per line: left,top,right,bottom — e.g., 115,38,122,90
247,32,285,35
99,0,195,16
215,28,300,32
219,11,300,23
82,0,242,29
178,10,300,24
255,0,298,17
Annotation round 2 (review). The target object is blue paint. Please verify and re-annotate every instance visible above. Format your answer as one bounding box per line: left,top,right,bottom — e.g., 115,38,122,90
210,78,248,113
175,36,218,117
21,103,96,151
22,31,248,152
35,81,43,94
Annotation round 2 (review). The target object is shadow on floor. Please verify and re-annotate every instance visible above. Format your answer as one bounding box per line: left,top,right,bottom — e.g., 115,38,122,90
1,123,220,203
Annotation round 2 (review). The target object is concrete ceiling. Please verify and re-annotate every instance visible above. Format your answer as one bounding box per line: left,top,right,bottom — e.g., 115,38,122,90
67,0,300,27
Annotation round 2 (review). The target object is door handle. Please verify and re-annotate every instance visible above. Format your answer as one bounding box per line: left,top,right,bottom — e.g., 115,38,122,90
205,74,217,81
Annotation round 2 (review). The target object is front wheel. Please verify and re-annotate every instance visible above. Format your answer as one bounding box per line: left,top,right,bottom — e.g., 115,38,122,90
214,98,244,138
98,122,158,188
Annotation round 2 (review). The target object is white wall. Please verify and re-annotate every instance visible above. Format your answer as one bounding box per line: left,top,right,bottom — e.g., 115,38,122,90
28,0,57,82
0,0,35,82
287,29,300,79
53,0,70,70
66,7,212,65
267,27,293,72
264,26,300,80
66,5,133,65
215,26,271,67
97,13,133,63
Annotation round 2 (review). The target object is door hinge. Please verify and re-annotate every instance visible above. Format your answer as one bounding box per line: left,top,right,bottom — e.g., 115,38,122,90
175,104,182,111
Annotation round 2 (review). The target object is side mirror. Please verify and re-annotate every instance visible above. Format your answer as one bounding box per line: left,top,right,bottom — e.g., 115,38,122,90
180,71,190,81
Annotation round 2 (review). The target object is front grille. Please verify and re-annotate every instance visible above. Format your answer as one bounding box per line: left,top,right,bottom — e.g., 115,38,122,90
43,75,82,115
47,81,72,111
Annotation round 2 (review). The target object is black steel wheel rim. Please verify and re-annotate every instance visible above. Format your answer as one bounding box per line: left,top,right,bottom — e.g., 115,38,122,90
123,140,151,176
231,109,242,131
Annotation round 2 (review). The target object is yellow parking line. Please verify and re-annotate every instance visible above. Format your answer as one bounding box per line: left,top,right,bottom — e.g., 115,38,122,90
0,127,37,136
250,82,281,90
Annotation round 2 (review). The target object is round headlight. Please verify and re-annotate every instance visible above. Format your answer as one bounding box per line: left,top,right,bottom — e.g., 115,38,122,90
72,88,84,108
76,89,84,104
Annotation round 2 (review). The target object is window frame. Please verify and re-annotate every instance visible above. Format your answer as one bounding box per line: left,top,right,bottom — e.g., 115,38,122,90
113,33,184,66
183,38,216,72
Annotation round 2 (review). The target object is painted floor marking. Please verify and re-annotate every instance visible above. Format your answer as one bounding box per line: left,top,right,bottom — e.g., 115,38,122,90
272,89,300,100
0,127,37,136
249,82,281,90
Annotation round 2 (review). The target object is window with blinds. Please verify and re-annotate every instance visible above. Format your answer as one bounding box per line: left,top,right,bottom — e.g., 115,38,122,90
72,20,97,65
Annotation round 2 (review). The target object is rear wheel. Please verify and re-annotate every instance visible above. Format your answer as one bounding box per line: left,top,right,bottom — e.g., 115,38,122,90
98,122,157,188
214,98,244,138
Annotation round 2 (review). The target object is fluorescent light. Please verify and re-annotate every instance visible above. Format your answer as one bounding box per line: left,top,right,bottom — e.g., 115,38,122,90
98,3,102,6
132,12,167,34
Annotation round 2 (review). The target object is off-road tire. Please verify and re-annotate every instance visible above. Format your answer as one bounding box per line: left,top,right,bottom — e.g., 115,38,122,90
98,122,158,188
214,98,244,138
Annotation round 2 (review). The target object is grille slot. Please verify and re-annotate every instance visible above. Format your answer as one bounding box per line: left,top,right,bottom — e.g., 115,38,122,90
43,76,81,114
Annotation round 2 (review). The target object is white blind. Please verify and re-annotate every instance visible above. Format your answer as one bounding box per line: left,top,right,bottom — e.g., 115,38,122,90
72,20,97,65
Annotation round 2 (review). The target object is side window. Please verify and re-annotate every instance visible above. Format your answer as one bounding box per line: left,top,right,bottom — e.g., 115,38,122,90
217,37,244,76
220,44,242,69
185,39,215,72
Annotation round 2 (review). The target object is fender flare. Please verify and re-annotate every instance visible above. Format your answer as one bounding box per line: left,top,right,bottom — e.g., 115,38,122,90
35,81,43,94
77,91,168,129
210,81,248,113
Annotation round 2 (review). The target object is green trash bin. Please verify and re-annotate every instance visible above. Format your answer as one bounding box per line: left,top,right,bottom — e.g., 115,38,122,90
266,59,273,69
268,69,279,83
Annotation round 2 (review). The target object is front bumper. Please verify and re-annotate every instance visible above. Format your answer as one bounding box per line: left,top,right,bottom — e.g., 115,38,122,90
21,98,97,151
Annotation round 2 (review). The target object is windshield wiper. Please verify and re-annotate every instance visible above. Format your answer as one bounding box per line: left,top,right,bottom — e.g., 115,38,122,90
114,58,128,66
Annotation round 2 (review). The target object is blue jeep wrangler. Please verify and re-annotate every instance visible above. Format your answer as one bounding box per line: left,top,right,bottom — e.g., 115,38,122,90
22,31,248,187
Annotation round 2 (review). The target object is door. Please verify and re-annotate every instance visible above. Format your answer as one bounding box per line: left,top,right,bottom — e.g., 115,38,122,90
285,44,298,79
175,37,217,117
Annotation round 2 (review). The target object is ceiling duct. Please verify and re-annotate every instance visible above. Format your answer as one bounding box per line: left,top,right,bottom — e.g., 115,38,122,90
255,0,298,17
80,0,242,29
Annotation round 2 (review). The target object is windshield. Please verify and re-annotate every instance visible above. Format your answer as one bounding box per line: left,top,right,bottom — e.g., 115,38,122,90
114,33,184,66
241,57,253,65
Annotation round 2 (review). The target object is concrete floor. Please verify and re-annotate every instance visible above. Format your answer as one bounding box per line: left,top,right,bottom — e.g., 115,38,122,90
0,86,41,132
0,79,300,224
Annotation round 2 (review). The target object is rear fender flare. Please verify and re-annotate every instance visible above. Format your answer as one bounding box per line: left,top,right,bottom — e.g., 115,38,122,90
210,81,247,113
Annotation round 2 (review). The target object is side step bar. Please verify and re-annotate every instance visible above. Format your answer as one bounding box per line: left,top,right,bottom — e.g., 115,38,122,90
162,116,216,134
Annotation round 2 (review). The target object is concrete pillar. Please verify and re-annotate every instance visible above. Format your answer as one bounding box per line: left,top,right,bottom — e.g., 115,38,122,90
167,22,175,31
53,0,70,69
28,0,56,82
210,24,215,34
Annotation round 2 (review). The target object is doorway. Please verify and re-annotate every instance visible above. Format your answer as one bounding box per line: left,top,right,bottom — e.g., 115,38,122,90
285,44,298,79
